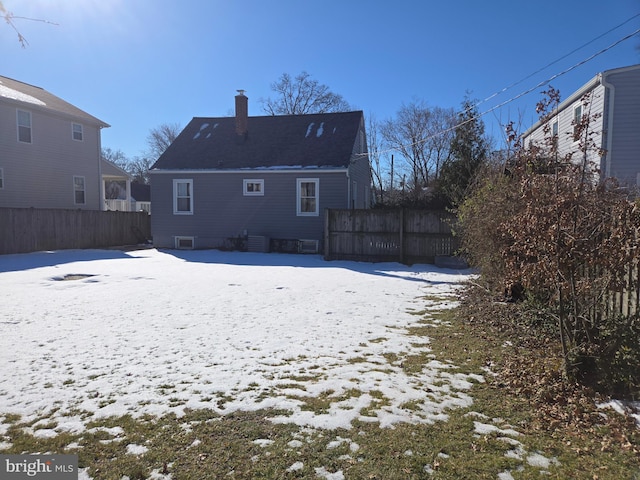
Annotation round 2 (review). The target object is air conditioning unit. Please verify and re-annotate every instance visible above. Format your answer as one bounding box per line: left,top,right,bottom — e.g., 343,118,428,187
298,239,319,254
248,235,270,253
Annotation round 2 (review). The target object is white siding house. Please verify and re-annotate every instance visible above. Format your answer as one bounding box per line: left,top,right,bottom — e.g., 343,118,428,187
522,64,640,186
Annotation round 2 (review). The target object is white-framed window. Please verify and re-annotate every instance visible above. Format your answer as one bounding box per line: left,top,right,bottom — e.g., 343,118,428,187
297,178,319,216
573,104,583,141
72,123,83,141
73,176,86,205
0,168,4,189
17,109,32,143
243,179,264,196
173,179,193,214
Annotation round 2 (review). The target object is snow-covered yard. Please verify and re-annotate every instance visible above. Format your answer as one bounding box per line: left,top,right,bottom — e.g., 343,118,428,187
0,248,476,434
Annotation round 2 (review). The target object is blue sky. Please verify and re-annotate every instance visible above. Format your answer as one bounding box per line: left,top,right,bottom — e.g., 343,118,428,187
3,0,640,159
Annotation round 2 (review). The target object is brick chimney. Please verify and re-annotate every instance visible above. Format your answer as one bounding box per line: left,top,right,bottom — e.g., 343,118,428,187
235,90,248,137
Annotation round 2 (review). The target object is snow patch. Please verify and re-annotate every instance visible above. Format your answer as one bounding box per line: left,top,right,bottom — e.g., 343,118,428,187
0,249,474,433
314,466,344,480
286,461,304,472
316,122,324,137
126,443,148,455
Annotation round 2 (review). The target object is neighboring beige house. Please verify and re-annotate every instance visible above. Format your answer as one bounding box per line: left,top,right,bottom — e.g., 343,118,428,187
0,75,131,210
522,64,640,186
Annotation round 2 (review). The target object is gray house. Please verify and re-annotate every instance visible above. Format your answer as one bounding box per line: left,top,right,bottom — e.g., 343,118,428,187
0,74,132,210
522,64,640,186
150,93,371,252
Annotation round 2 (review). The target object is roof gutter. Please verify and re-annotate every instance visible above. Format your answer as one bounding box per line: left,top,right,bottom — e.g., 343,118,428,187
150,167,350,175
522,74,602,138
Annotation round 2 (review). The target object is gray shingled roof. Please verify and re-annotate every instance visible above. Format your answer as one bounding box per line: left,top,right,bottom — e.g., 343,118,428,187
0,75,109,127
151,110,364,170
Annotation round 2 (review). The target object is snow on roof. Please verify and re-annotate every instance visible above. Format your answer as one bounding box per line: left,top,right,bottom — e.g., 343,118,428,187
305,122,315,138
0,80,46,106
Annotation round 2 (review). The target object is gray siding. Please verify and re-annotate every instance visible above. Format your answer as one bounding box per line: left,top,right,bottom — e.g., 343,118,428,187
523,83,606,174
605,67,640,184
347,118,372,209
522,65,640,186
151,170,352,249
0,102,102,210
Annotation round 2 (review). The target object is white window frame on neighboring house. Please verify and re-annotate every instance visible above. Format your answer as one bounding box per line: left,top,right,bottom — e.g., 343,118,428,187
296,178,319,216
573,104,583,141
73,176,86,205
72,123,83,141
173,179,194,214
17,109,32,143
243,179,264,196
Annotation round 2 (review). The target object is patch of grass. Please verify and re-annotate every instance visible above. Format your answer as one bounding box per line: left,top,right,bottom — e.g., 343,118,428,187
0,287,637,479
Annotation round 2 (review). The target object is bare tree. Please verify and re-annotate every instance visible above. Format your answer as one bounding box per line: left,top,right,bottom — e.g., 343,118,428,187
260,72,351,115
147,123,181,161
367,114,387,206
1,1,57,47
101,147,129,170
381,100,456,201
128,156,154,185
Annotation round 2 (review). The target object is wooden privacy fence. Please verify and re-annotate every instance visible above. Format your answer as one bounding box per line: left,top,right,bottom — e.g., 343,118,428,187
0,208,151,255
324,208,460,264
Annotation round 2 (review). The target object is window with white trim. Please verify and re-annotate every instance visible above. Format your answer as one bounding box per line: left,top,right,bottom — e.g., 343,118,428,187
573,104,582,141
72,123,83,141
243,179,264,196
17,110,32,143
297,178,319,216
173,179,193,214
73,176,86,204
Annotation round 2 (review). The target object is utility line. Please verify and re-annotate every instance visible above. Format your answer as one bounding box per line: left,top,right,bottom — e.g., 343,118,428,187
366,25,640,158
475,13,640,109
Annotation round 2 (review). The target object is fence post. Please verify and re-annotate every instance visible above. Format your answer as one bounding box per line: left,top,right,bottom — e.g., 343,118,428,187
324,209,330,260
399,208,405,264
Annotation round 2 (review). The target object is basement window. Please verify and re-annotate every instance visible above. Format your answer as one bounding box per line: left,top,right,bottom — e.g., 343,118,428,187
174,236,194,249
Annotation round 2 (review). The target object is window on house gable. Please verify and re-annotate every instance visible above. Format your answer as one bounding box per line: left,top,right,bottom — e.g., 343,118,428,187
552,120,559,147
173,179,193,214
297,178,319,216
72,123,83,141
73,176,86,205
17,110,32,143
243,179,264,196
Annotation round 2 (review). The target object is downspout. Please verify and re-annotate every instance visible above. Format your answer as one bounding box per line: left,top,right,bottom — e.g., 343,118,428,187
600,72,615,179
98,125,104,210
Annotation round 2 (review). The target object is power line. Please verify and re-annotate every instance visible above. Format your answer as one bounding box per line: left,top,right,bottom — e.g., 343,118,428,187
475,13,640,109
366,25,640,158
